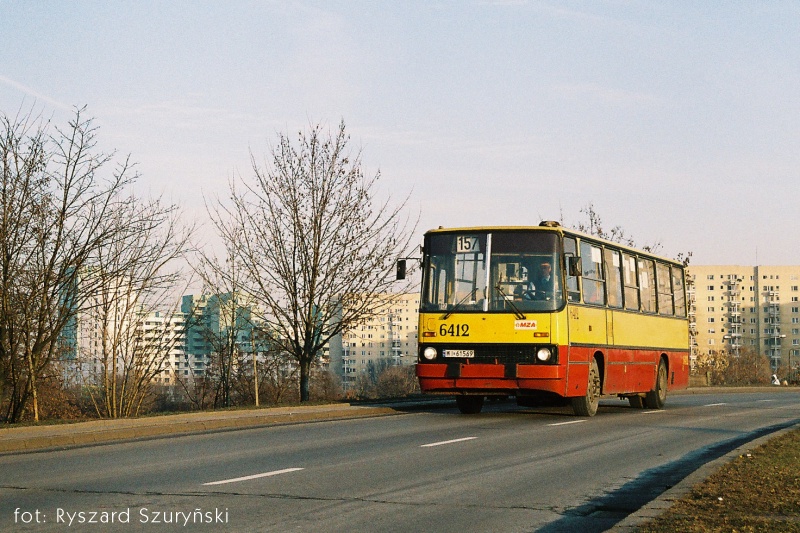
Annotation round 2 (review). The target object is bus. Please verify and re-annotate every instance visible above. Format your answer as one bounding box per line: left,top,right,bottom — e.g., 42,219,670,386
412,221,690,416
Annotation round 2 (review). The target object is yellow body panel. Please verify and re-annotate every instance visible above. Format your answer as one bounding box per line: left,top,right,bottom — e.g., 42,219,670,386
420,311,567,345
420,307,688,351
566,305,607,346
608,309,689,350
566,305,688,351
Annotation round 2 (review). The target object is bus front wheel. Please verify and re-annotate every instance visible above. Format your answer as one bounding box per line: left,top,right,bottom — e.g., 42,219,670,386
571,359,600,417
645,359,668,409
456,396,484,414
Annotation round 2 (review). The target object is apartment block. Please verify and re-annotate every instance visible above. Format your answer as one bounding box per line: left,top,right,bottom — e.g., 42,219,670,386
140,310,188,385
328,292,420,391
687,265,800,372
181,292,265,378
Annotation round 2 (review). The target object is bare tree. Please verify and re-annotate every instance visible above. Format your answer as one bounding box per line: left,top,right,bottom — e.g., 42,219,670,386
256,348,299,405
1,108,127,422
182,292,253,408
172,373,215,411
354,358,393,399
565,203,649,250
564,202,693,265
0,106,191,422
188,230,266,408
80,199,193,418
210,120,415,402
353,358,417,399
376,365,418,398
718,348,772,386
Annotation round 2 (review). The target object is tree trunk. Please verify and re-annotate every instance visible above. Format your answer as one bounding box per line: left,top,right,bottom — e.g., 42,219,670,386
25,349,39,422
300,359,311,402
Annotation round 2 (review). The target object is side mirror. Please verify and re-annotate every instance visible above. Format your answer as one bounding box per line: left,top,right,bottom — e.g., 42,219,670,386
568,256,582,277
396,259,407,280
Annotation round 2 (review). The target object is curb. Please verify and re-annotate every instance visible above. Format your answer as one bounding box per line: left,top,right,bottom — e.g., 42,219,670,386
608,421,800,532
0,404,402,454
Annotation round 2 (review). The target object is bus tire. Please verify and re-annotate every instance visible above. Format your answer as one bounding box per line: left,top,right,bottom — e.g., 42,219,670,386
571,359,600,417
645,359,668,409
456,395,484,414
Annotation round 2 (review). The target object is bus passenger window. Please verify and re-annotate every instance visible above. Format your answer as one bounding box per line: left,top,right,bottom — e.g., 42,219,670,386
639,259,656,313
564,237,580,302
672,266,687,317
580,241,605,305
656,262,674,315
604,248,623,308
622,253,639,311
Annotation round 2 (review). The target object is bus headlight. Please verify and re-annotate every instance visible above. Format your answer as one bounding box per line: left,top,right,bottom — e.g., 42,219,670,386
536,347,552,362
423,347,438,361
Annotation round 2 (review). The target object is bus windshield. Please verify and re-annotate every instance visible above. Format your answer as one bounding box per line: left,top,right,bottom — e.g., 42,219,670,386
421,231,564,313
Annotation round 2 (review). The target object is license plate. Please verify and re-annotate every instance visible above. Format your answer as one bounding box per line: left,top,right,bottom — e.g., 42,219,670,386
443,349,475,358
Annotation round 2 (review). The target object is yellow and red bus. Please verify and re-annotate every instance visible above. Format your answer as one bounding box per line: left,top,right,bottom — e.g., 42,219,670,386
414,221,689,416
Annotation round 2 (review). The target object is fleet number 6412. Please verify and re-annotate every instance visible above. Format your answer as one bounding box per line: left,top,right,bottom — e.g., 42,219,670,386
439,324,469,337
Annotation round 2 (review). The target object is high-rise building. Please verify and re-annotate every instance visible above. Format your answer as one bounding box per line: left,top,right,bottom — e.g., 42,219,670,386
327,292,419,391
687,265,800,372
181,292,264,377
59,272,138,384
138,310,187,385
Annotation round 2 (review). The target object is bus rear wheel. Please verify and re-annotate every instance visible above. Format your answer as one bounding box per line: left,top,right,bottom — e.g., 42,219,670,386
645,359,668,409
571,359,600,417
456,396,484,414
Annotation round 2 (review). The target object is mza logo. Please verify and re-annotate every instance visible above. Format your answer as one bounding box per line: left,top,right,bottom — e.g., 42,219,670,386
514,320,537,330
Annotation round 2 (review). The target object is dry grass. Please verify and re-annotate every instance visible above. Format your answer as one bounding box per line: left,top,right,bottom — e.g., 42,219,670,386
637,428,800,532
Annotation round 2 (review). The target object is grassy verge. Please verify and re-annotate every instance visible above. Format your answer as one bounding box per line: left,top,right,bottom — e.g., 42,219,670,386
636,427,800,532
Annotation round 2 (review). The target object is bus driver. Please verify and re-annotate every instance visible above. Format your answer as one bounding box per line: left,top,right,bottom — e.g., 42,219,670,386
522,261,555,300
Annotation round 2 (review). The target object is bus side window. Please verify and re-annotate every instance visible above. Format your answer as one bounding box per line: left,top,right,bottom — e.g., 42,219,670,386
639,258,656,313
622,253,639,311
656,262,674,315
580,241,606,305
672,266,687,317
564,237,580,302
604,248,623,308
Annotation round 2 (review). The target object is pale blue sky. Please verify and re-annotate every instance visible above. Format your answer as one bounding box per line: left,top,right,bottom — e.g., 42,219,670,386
2,1,800,265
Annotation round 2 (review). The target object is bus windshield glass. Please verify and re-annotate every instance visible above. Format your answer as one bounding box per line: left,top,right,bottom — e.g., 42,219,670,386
421,231,564,313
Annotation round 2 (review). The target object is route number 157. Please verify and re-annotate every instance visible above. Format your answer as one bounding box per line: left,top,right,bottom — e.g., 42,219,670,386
456,236,479,254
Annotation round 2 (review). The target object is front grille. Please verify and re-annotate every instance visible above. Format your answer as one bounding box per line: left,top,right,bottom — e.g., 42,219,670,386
422,343,557,365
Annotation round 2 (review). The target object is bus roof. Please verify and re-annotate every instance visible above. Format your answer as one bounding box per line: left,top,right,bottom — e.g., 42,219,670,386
424,221,684,267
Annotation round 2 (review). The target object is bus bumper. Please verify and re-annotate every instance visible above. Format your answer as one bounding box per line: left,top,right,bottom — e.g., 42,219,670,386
416,363,567,396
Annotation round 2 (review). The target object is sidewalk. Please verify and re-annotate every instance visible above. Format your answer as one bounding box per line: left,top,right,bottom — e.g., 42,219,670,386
0,403,403,454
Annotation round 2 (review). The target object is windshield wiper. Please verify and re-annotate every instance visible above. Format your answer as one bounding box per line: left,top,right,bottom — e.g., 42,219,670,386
442,287,479,320
494,284,526,320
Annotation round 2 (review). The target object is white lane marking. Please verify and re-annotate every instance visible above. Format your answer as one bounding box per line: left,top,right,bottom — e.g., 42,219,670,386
203,467,304,486
757,399,776,402
642,410,665,414
421,437,477,448
547,420,586,427
703,403,728,407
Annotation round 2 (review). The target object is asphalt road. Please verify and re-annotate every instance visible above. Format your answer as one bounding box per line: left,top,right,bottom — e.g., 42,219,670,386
1,390,799,533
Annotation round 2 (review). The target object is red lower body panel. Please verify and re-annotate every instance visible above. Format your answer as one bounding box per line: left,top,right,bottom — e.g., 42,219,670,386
417,362,568,397
417,347,689,398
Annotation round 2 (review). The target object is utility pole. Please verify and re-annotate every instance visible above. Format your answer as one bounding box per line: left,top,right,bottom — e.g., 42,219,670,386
251,330,259,407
